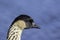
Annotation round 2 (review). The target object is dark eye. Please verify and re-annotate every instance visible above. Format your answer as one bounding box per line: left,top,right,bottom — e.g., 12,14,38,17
29,19,33,23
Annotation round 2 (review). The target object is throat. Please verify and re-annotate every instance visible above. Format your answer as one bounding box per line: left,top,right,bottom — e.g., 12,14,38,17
17,29,23,40
16,28,23,40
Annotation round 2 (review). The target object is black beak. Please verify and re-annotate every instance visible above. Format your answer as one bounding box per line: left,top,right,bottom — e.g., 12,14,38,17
24,23,40,29
31,23,40,29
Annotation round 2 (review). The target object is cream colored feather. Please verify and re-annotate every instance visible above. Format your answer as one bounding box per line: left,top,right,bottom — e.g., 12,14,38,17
7,20,27,40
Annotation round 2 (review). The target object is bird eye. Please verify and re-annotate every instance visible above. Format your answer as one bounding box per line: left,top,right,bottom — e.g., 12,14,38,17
29,19,33,23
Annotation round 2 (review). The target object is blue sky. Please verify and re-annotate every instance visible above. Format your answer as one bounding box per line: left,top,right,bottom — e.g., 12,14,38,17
0,0,60,40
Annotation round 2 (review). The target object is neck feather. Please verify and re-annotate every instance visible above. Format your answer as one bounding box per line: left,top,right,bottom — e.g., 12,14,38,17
7,24,23,40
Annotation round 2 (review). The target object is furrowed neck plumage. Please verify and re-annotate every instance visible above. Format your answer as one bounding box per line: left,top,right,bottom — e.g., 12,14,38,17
7,20,26,40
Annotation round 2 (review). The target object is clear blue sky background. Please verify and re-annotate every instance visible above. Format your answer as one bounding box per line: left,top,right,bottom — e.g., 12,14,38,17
0,0,60,40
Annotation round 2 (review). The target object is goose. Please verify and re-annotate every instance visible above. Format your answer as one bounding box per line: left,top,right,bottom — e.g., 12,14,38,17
7,14,40,40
